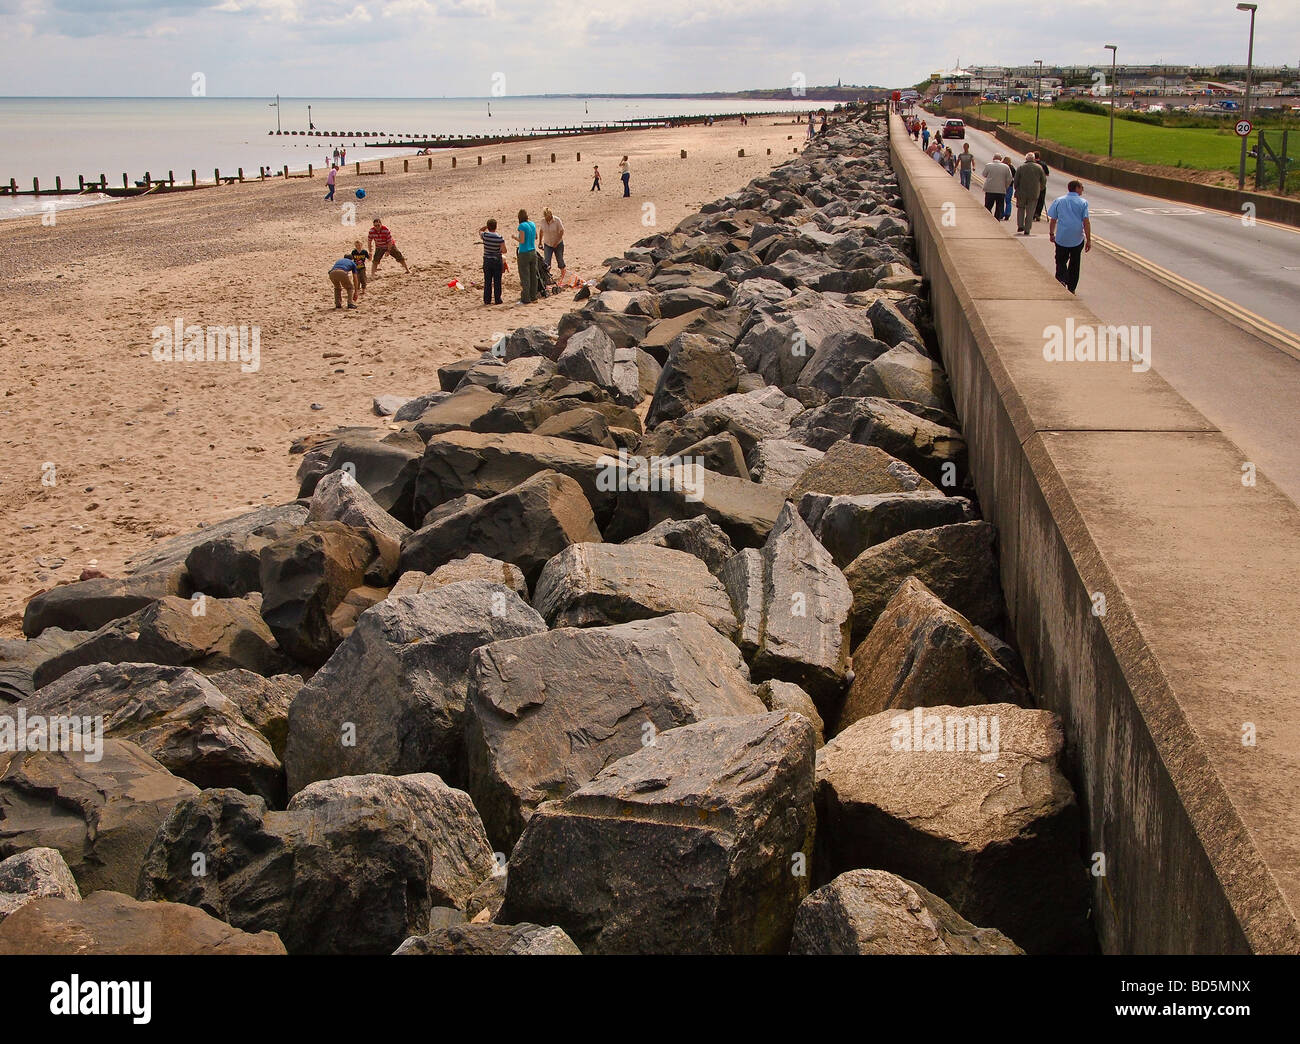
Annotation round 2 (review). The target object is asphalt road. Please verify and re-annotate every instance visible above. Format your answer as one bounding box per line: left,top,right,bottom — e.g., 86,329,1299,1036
905,119,1300,505
929,119,1300,337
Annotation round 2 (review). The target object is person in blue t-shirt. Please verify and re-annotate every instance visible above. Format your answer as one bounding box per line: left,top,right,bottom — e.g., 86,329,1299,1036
515,208,539,304
329,256,359,309
1047,181,1092,294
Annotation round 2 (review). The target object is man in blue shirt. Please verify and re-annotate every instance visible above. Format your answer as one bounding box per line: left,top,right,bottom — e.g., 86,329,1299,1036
1047,181,1092,294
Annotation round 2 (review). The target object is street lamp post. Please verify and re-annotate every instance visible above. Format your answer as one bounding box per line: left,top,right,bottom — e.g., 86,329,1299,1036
1237,3,1258,190
1104,44,1118,157
1035,59,1043,140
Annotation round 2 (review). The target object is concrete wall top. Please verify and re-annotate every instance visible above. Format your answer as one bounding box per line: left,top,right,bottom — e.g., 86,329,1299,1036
890,113,1300,953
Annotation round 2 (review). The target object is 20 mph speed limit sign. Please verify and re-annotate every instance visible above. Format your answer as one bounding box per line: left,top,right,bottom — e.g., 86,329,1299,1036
1236,119,1253,137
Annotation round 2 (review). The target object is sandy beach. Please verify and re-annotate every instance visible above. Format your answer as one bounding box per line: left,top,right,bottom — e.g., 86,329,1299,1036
0,117,806,635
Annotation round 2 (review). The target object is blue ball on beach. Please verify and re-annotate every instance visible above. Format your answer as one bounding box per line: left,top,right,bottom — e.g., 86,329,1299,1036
355,188,366,199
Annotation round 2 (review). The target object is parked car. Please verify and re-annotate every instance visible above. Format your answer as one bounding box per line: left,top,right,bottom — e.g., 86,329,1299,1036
943,118,966,139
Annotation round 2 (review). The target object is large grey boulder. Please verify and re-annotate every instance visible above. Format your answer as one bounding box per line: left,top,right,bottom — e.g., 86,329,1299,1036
843,521,1003,644
284,582,546,795
0,629,91,704
604,465,786,549
307,470,412,548
32,595,289,689
789,442,936,500
259,522,384,667
815,704,1089,953
851,345,954,413
746,439,825,493
798,490,972,569
734,307,863,392
788,396,967,491
0,740,198,895
0,848,80,924
686,386,805,455
413,429,615,523
299,430,424,527
464,613,763,849
0,891,287,955
208,668,301,761
410,385,506,440
756,679,825,747
185,514,307,599
720,503,852,702
394,922,581,955
500,712,816,954
26,663,284,805
22,571,184,639
390,554,528,601
556,325,616,388
795,330,891,400
138,774,495,955
532,543,737,639
122,502,310,583
645,333,741,427
623,515,736,576
840,578,1029,732
399,470,602,583
531,407,618,450
790,869,1024,955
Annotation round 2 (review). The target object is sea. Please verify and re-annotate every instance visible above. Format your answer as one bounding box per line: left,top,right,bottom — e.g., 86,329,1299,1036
0,96,816,220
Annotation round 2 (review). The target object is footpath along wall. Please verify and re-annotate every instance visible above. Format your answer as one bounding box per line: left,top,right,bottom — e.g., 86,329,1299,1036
941,109,1300,227
890,113,1300,953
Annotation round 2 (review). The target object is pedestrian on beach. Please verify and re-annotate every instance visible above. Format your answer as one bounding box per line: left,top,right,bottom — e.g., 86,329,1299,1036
619,156,630,197
1001,155,1016,222
349,240,370,297
958,143,974,189
807,113,815,139
325,164,337,201
516,208,539,304
591,165,601,191
980,155,1012,220
329,255,360,310
478,218,506,305
1014,151,1046,235
340,147,346,166
1048,180,1092,294
539,207,567,283
368,217,410,274
819,111,828,136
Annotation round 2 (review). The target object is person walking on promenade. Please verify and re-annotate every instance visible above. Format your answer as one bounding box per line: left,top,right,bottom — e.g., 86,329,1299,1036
368,216,410,274
539,208,567,283
958,143,974,189
329,255,360,310
921,122,930,149
1047,181,1092,294
1001,155,1016,222
980,155,1012,220
1014,151,1046,235
942,147,957,175
516,208,540,304
591,165,602,191
478,218,506,305
911,117,920,141
1034,153,1051,221
619,156,630,197
324,164,337,201
349,240,370,298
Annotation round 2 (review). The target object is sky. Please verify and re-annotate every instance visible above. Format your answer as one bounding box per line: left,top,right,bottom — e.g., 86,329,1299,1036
0,0,1295,97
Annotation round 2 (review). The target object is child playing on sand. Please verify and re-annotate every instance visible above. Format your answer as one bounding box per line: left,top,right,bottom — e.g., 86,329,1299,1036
329,255,360,310
349,241,370,298
590,165,601,191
